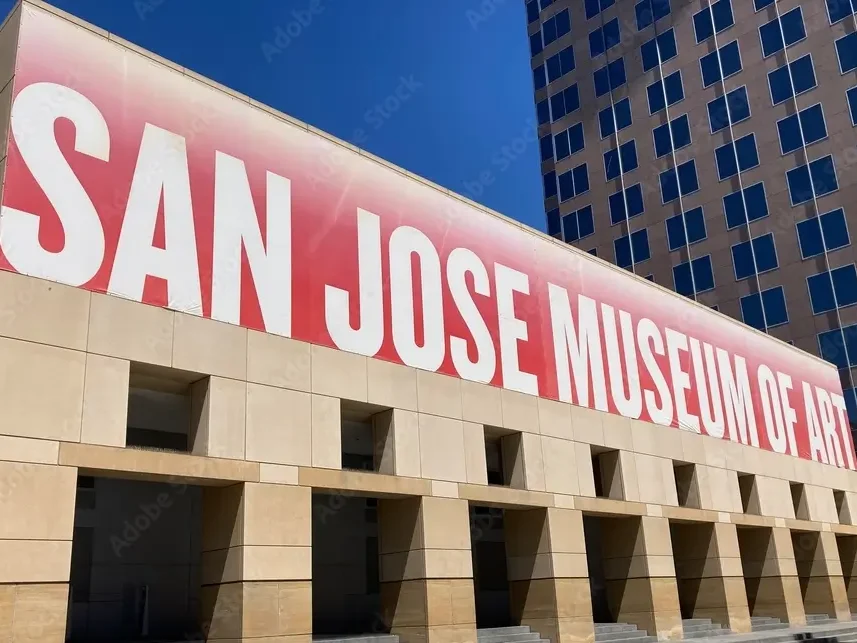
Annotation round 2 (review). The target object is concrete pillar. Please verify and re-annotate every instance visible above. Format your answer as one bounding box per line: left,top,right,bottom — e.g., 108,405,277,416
737,527,806,625
602,516,683,640
791,530,850,621
505,507,594,643
670,522,751,633
0,460,77,643
200,482,312,642
836,534,857,614
378,496,476,643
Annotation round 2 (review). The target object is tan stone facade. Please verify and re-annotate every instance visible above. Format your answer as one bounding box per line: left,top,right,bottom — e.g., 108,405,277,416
0,268,856,641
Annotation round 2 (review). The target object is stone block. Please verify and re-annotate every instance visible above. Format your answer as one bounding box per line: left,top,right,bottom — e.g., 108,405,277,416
172,312,247,379
245,384,311,466
246,330,311,392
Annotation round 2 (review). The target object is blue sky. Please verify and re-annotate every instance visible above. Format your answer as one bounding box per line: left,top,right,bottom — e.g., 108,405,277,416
2,0,546,231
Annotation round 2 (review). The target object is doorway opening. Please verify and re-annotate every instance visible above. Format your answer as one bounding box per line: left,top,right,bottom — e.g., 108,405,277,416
311,491,383,636
68,475,203,642
470,504,511,628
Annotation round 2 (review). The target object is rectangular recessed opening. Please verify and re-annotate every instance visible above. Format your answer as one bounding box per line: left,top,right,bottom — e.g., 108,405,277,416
126,363,199,453
484,427,523,489
835,490,849,525
591,447,624,500
673,462,700,508
340,400,392,473
737,473,757,514
790,482,809,520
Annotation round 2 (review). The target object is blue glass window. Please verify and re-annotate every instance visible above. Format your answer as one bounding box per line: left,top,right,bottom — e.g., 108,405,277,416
527,0,540,23
543,171,557,199
732,233,778,280
585,0,600,19
797,208,850,259
777,104,827,155
693,0,734,43
827,0,856,24
807,265,857,314
615,229,651,269
530,32,543,57
741,287,788,330
848,87,857,126
768,54,816,105
533,65,547,90
666,207,706,251
660,159,698,203
700,40,742,88
554,123,584,161
540,135,553,162
604,140,638,180
549,84,580,122
537,99,550,125
707,86,750,133
836,32,857,74
715,133,759,181
562,205,595,242
819,324,857,369
558,163,589,201
546,46,576,83
609,183,645,224
755,0,775,9
641,29,678,72
586,0,615,19
760,7,806,57
723,182,768,229
653,114,691,158
673,255,715,296
647,70,684,114
636,0,671,30
590,18,621,58
786,155,838,206
598,98,632,138
542,9,571,48
547,208,561,237
594,58,627,97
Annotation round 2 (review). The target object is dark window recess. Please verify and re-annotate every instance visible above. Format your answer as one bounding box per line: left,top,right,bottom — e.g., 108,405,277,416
485,436,505,486
592,454,604,498
738,473,756,514
791,482,809,520
342,452,374,471
127,365,198,454
673,463,699,508
341,402,393,474
835,490,850,524
126,426,189,452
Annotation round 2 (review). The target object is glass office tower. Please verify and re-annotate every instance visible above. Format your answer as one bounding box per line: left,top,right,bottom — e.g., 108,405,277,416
528,0,857,431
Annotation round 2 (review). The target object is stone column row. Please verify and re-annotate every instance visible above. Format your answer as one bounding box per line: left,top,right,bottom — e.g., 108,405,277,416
15,473,857,642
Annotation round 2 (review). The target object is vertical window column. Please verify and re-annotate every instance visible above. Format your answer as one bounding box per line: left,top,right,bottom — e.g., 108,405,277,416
707,0,769,331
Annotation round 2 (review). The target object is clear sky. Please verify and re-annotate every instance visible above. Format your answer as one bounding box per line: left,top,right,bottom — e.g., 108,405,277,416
0,0,546,231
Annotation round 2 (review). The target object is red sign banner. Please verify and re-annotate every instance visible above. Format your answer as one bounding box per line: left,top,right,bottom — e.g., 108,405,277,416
2,6,854,469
